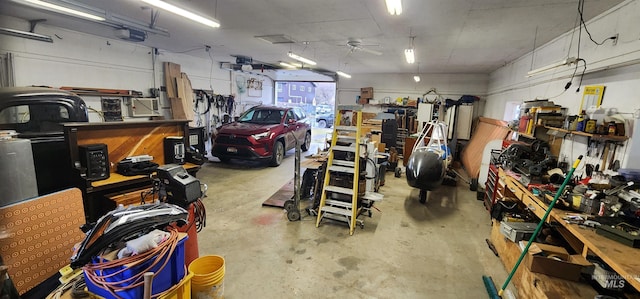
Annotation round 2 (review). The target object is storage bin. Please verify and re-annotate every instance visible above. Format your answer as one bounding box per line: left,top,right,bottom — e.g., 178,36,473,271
499,221,537,242
84,236,187,299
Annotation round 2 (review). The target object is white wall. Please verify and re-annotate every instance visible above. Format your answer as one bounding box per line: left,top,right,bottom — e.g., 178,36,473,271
230,70,274,116
336,73,489,114
0,14,232,120
486,0,640,170
487,0,640,119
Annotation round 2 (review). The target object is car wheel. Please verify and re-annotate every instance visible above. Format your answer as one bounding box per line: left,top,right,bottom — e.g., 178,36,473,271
301,131,311,152
270,140,285,167
317,119,327,128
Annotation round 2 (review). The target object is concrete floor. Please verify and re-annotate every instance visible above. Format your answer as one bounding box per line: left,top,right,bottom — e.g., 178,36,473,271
195,139,512,298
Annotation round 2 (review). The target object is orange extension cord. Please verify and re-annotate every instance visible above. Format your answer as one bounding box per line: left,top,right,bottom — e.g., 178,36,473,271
83,227,179,298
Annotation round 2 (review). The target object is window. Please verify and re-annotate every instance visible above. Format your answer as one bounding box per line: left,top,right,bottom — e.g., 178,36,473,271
300,86,305,92
0,103,70,132
293,108,306,120
292,85,297,91
286,110,296,122
0,105,30,124
277,84,283,92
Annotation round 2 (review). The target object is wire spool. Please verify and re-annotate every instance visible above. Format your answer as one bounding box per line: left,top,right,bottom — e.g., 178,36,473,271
0,130,38,207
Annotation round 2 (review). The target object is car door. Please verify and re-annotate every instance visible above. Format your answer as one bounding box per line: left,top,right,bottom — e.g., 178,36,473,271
284,110,298,149
293,108,309,139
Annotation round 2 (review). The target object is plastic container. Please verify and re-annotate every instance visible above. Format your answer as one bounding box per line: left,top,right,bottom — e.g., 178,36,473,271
189,255,225,299
159,272,193,299
618,169,640,183
84,237,187,299
90,272,193,299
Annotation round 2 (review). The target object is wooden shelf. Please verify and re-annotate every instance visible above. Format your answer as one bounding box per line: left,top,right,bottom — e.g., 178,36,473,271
500,168,640,292
544,126,628,142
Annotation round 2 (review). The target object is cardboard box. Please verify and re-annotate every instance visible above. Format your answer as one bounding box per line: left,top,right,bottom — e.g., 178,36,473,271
523,242,592,281
360,87,374,99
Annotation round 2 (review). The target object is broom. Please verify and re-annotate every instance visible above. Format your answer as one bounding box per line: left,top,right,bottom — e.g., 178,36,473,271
495,155,583,297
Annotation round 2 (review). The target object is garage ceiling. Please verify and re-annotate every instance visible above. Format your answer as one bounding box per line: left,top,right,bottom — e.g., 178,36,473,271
0,0,625,75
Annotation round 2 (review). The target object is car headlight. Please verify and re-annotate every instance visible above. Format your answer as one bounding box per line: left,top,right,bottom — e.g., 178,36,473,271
252,131,270,140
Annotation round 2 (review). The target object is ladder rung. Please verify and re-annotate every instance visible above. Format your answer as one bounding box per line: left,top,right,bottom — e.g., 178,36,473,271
325,185,355,195
362,192,384,201
321,206,352,216
332,160,355,167
335,126,357,132
329,165,355,174
332,145,356,152
337,135,356,140
325,199,353,208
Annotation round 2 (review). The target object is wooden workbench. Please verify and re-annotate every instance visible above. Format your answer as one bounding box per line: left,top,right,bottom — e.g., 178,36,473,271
499,168,640,292
63,120,200,222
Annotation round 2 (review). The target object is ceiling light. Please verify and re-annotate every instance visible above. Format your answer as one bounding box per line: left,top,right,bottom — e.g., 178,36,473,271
241,64,253,72
526,57,578,77
0,27,53,42
287,52,317,66
140,0,220,28
385,0,402,15
336,71,352,79
279,62,298,69
404,48,415,64
413,75,421,82
23,0,105,21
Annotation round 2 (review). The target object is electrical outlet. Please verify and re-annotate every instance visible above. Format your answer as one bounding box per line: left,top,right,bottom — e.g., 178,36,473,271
612,33,619,46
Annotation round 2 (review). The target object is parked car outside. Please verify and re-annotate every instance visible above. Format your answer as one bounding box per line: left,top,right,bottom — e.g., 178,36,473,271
212,106,311,166
315,112,334,128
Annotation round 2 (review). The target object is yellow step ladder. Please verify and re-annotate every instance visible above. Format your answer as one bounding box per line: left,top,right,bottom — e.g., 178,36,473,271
315,107,364,235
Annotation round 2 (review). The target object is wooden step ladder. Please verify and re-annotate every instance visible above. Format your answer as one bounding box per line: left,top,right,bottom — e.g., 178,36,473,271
315,107,364,235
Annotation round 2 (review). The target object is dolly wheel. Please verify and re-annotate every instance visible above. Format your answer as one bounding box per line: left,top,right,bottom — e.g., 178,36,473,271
284,200,295,211
287,209,301,221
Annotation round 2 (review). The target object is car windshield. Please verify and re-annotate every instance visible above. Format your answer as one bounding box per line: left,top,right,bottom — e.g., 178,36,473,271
238,109,284,124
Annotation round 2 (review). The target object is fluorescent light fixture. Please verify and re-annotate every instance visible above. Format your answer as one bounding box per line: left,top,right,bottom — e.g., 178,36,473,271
526,57,577,77
287,52,317,66
336,71,352,79
0,27,53,42
140,0,220,28
279,62,297,68
24,0,105,21
279,62,298,69
385,0,402,15
404,48,415,64
413,75,421,82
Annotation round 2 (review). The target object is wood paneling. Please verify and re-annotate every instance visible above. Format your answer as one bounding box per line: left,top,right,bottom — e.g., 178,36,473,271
76,122,183,169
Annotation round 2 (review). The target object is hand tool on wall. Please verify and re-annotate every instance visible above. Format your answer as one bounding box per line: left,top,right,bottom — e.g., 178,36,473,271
497,155,583,297
608,143,618,170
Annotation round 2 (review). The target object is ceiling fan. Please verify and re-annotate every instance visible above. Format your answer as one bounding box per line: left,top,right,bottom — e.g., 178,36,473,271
343,38,382,56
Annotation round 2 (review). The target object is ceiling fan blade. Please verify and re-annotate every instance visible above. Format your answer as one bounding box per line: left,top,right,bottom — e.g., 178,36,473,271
358,47,382,56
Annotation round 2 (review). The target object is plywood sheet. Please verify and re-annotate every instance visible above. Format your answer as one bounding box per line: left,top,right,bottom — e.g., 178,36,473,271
461,117,510,178
163,62,181,99
0,188,85,295
179,73,195,125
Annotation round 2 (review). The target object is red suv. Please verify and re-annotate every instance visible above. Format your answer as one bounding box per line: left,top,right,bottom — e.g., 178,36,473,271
212,106,312,166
